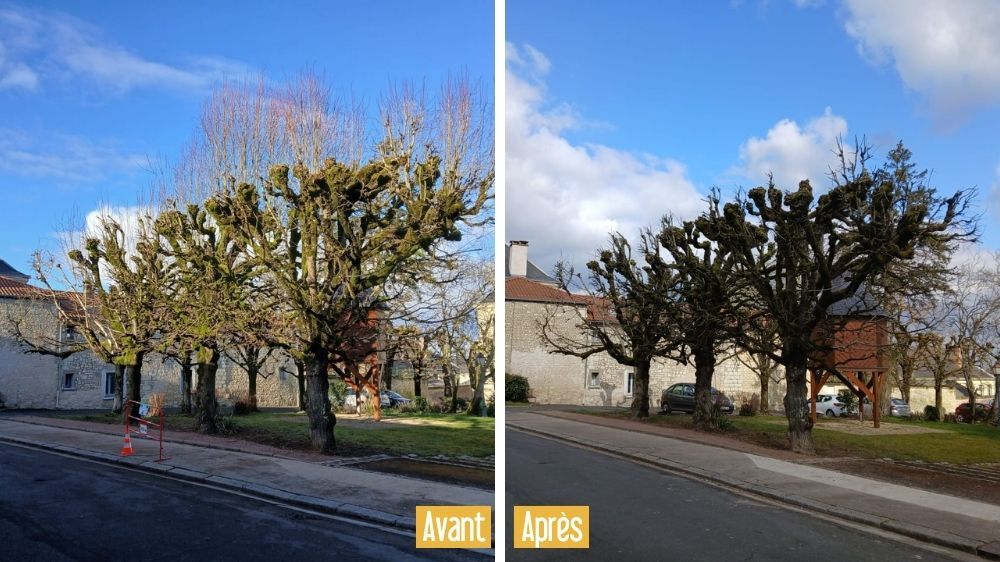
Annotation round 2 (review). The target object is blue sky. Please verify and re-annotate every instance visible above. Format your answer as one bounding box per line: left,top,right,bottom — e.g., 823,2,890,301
507,0,1000,273
0,1,493,277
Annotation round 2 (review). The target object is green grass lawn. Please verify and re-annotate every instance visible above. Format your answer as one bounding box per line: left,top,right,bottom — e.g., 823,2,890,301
68,410,495,458
588,410,1000,464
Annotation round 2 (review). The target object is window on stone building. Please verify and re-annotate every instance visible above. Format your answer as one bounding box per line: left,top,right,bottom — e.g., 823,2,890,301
63,372,75,390
64,325,77,340
588,371,600,388
625,371,634,396
103,372,115,398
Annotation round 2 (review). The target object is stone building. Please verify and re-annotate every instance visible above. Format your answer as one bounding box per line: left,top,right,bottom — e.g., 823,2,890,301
504,241,775,409
0,261,298,410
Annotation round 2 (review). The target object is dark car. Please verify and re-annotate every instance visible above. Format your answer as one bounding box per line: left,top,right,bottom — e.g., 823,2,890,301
955,400,994,423
660,383,734,414
385,390,411,408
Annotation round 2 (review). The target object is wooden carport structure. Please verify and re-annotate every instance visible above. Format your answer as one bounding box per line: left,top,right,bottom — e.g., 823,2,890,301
808,293,890,428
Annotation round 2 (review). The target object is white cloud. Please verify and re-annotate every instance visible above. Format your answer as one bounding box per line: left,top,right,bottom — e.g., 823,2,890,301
0,41,37,91
506,43,703,275
842,0,1000,126
0,5,251,95
989,162,1000,220
0,128,152,184
733,107,848,189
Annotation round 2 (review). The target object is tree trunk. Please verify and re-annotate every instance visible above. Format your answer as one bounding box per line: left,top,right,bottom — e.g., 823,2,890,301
126,351,145,405
364,379,382,422
413,366,423,398
629,357,651,419
989,374,1000,426
247,361,259,412
179,360,193,414
783,343,815,454
692,345,717,430
468,367,487,416
758,372,770,415
384,351,396,391
112,364,125,414
934,381,943,413
899,363,913,404
196,348,220,434
295,360,307,411
304,344,336,453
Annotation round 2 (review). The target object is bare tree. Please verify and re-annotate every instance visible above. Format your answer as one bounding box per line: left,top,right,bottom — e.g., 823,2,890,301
947,259,1000,423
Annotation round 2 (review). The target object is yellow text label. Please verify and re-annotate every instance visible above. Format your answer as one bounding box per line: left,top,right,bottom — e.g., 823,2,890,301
513,505,589,549
415,505,492,549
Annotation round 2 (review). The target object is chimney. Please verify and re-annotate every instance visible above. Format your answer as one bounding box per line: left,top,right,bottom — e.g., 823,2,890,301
509,241,529,277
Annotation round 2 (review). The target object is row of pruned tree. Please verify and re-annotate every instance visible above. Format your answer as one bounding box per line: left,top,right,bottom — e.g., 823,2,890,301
543,142,975,454
17,73,493,454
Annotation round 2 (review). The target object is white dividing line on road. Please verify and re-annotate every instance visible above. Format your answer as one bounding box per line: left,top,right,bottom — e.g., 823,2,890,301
748,453,1000,523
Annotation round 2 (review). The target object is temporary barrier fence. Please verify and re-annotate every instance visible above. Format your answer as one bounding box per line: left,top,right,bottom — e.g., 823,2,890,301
122,399,167,462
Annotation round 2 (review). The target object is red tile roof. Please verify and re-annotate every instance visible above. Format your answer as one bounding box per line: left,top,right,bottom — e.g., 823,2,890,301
506,277,582,304
505,277,617,324
0,276,46,299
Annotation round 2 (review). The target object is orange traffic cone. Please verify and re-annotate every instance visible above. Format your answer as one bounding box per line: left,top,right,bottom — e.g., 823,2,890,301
120,432,134,456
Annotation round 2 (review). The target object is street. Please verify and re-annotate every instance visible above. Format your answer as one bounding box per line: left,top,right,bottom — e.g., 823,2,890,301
505,430,958,561
0,443,487,562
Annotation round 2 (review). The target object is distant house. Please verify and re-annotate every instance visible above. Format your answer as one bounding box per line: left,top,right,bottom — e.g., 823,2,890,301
504,241,769,408
0,260,298,410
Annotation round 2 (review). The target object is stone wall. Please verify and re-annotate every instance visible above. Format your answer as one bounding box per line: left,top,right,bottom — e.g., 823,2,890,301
0,298,61,408
0,297,300,410
506,299,772,409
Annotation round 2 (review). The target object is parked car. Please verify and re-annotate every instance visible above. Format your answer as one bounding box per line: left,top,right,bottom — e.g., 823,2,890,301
344,389,394,410
808,394,847,417
955,400,994,423
860,397,912,418
660,383,734,414
385,390,411,407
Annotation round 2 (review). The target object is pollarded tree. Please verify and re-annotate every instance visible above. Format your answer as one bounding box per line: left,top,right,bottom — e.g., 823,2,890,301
155,203,257,433
37,214,170,410
651,216,743,430
206,83,492,452
541,233,682,419
698,142,974,453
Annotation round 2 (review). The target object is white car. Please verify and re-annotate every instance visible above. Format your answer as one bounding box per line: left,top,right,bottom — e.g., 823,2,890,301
344,389,393,410
810,394,847,417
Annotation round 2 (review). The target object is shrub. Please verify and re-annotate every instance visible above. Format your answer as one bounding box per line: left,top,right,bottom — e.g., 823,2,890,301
506,374,531,403
733,392,759,416
328,380,349,408
908,412,924,422
230,392,253,416
923,405,940,422
711,403,733,431
413,396,430,413
837,389,858,416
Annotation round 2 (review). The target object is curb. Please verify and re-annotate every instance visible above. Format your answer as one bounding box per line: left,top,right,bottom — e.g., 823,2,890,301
0,433,417,532
508,423,998,559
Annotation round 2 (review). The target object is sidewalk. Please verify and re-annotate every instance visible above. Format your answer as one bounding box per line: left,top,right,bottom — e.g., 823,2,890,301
507,408,1000,559
0,417,493,532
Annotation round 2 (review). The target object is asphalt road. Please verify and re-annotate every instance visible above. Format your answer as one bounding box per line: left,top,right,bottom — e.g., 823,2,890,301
505,430,958,561
0,443,488,562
